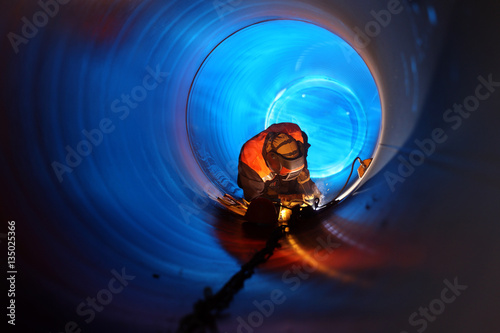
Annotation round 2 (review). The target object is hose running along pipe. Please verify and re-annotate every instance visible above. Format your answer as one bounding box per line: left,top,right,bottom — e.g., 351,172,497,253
2,0,500,332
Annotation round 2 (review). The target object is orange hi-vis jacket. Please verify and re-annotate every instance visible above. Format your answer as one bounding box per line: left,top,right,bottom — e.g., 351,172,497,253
238,123,307,200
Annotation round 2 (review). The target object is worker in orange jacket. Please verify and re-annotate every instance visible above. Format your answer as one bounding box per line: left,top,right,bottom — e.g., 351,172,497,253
237,122,321,206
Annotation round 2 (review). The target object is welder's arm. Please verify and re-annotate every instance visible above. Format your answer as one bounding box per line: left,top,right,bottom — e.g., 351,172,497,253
298,132,321,205
237,161,266,201
297,168,322,206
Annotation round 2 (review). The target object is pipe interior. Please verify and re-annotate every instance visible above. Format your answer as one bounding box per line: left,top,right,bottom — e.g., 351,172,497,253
3,1,500,332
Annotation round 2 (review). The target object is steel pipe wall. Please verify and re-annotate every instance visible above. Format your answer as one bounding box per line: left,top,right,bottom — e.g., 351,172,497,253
2,0,500,332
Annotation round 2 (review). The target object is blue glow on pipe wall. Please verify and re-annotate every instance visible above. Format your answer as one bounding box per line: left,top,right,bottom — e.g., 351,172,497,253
4,0,500,332
0,0,428,331
187,19,381,201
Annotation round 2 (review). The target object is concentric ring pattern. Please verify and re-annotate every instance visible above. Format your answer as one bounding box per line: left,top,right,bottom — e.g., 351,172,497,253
2,1,500,332
187,19,382,203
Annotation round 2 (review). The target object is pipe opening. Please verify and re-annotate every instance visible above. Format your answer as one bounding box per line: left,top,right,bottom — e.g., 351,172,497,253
187,19,382,204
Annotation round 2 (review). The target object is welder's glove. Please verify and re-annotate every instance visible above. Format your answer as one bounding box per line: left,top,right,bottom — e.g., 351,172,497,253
303,184,322,208
278,194,305,208
297,169,310,184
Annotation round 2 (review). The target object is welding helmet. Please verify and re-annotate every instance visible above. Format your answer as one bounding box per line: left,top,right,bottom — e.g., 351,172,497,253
265,133,305,181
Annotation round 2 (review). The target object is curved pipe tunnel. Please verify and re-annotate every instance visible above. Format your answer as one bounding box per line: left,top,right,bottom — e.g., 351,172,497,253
2,0,500,332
